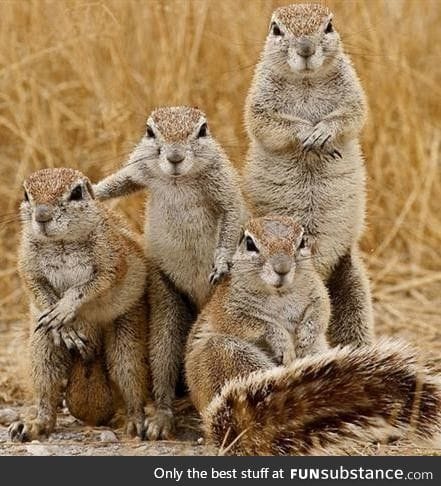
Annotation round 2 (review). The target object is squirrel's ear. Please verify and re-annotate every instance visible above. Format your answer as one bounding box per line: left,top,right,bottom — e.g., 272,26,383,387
85,180,95,199
294,227,304,250
298,235,313,257
299,239,311,257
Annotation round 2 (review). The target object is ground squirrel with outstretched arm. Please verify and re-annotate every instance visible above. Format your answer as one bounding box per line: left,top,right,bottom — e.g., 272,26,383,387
243,3,373,347
9,168,149,442
185,216,441,455
94,106,245,439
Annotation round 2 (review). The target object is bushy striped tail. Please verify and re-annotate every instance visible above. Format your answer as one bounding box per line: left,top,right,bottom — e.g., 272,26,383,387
203,340,441,455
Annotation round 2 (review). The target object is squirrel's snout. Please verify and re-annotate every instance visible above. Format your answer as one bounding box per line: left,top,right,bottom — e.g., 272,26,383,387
296,38,316,58
166,149,185,165
270,255,292,276
34,204,54,223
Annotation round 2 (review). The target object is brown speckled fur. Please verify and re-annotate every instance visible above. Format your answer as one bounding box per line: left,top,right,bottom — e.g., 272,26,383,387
150,106,204,143
275,4,331,36
25,168,86,204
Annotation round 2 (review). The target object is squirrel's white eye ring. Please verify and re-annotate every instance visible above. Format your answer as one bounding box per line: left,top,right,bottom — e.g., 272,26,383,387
69,185,83,201
271,22,283,36
325,20,333,33
146,126,156,139
245,236,259,253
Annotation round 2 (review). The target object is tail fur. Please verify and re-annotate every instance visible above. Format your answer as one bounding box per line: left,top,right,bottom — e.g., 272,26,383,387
203,340,441,455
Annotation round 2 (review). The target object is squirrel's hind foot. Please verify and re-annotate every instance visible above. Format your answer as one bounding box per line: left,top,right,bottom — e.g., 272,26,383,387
144,409,174,441
8,418,53,443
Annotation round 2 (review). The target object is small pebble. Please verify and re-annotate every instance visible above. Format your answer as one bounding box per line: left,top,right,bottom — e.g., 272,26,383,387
197,437,204,445
0,408,19,425
100,430,118,443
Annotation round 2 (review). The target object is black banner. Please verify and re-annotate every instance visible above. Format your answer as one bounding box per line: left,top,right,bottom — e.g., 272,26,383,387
1,456,439,485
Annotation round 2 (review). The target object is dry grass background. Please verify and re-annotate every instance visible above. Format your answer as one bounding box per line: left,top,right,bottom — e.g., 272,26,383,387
0,0,440,434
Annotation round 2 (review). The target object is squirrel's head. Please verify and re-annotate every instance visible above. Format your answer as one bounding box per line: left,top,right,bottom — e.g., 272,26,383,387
232,215,311,293
264,3,341,77
137,106,221,178
21,168,100,241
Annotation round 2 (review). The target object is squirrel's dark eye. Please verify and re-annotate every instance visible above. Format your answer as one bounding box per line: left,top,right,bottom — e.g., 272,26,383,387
146,126,156,139
271,22,282,36
24,190,29,202
245,236,259,253
325,20,333,33
197,123,208,138
299,237,306,249
69,185,83,201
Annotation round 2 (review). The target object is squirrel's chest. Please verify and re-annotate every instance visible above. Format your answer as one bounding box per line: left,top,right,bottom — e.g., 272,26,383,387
249,293,305,330
150,183,217,223
280,83,342,123
273,294,305,330
148,184,220,244
37,244,94,294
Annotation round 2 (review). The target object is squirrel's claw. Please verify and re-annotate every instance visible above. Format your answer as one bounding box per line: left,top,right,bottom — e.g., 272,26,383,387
126,416,145,440
8,421,27,442
144,410,174,441
302,123,333,152
37,301,75,331
8,419,50,443
209,260,230,285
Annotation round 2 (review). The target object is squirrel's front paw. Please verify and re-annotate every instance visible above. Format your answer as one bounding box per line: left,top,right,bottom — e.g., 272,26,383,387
9,419,52,442
272,343,296,367
302,122,332,149
36,300,76,331
209,260,230,285
301,123,342,159
144,409,174,441
52,326,91,359
281,345,297,366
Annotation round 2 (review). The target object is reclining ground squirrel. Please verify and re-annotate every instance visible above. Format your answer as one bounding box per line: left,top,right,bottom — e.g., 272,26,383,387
185,216,441,455
243,3,373,347
94,106,245,439
9,168,149,442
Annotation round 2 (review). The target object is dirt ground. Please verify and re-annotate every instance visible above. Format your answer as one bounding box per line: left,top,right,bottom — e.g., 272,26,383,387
1,289,440,456
0,404,212,456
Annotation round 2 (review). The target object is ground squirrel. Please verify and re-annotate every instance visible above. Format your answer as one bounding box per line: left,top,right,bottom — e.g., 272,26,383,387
186,215,329,411
94,106,245,439
243,3,373,347
9,168,149,442
185,217,441,455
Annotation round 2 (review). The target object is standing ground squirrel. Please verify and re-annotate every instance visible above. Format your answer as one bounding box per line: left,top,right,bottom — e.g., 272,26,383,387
186,216,441,455
243,3,373,347
9,168,149,441
94,106,245,439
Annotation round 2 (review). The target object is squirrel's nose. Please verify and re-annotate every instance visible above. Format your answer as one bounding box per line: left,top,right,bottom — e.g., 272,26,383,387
34,204,54,223
166,150,185,165
296,38,316,58
271,255,292,276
